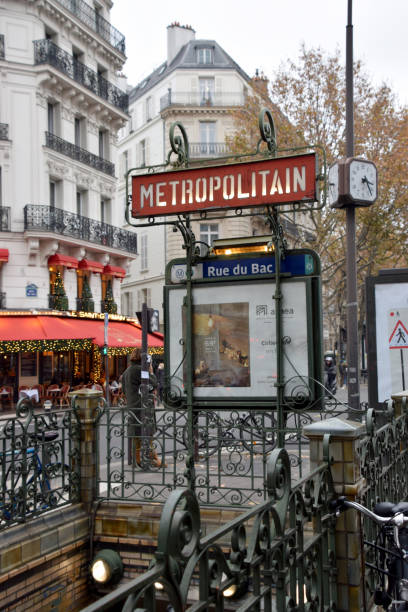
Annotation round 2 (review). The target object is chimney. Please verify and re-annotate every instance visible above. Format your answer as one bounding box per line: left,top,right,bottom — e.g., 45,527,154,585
167,22,195,64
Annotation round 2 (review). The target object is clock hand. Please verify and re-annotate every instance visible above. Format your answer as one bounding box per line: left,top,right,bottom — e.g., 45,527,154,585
362,176,372,196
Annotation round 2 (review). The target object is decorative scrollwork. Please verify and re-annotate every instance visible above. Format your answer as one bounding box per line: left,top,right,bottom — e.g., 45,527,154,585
168,122,190,167
258,107,277,155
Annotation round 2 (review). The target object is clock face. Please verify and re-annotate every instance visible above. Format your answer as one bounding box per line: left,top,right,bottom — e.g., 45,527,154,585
328,163,339,206
349,159,377,202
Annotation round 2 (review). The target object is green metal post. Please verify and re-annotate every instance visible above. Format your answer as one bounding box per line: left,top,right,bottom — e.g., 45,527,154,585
184,216,196,492
272,209,285,448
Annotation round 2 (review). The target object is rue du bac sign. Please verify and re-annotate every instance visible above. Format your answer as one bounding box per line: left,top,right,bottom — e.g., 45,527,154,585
131,153,317,217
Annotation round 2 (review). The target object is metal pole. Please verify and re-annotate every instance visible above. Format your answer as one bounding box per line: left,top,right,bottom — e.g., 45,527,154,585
345,0,360,414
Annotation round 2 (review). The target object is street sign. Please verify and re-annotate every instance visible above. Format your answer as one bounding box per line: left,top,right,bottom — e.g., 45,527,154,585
389,319,408,349
170,253,316,284
132,153,317,218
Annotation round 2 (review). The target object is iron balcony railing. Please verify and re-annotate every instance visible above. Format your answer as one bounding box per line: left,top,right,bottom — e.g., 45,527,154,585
0,207,10,231
160,89,245,111
45,132,115,176
55,0,125,54
0,124,9,140
24,205,138,254
34,39,128,113
0,34,4,60
189,142,231,158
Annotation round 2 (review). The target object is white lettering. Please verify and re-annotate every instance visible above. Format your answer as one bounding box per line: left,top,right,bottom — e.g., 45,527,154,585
209,176,221,202
140,184,153,208
223,175,234,200
207,266,216,277
259,170,269,196
169,181,179,206
293,166,306,192
195,178,207,203
252,263,259,273
156,182,166,206
285,168,291,194
270,170,283,195
251,172,256,197
237,174,249,199
182,179,193,204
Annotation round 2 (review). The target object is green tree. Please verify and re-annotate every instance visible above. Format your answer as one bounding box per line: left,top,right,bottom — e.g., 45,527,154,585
52,270,68,311
103,279,117,315
81,275,94,312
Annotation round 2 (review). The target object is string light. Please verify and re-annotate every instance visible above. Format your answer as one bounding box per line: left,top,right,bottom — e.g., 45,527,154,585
73,351,80,377
0,339,92,354
91,344,102,382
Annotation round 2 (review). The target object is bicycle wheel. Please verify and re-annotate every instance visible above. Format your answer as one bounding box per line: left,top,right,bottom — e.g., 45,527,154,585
182,411,222,459
240,412,276,454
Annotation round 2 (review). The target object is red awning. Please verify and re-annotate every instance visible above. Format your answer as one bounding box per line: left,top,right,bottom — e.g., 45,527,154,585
48,254,78,269
103,265,126,278
78,259,104,273
0,249,9,262
0,315,163,349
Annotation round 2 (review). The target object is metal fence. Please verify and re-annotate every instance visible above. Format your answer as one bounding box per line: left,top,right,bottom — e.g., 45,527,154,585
0,399,80,530
84,445,337,612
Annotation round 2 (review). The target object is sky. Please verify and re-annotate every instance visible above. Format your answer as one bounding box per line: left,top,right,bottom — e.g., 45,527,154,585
110,0,408,106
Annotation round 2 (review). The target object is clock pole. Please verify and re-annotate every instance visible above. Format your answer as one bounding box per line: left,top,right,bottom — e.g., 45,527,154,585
345,0,361,416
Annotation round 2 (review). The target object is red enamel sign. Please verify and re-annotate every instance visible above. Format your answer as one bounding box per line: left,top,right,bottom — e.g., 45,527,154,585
131,153,317,218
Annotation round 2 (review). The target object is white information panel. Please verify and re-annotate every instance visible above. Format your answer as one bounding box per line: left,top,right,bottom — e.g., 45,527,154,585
168,280,310,398
375,283,408,401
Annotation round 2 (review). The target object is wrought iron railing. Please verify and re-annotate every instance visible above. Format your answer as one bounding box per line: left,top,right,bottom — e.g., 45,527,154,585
24,204,138,254
45,132,115,176
0,399,80,530
0,207,10,230
0,123,8,140
33,39,128,113
0,34,4,60
83,447,337,611
0,292,6,309
189,142,231,158
76,297,95,312
160,90,245,111
54,0,125,54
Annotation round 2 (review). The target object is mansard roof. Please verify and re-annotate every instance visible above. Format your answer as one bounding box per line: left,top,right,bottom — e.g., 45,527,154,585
129,39,251,104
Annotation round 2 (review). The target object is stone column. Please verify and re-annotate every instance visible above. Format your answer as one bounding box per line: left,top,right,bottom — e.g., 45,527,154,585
303,417,366,612
68,388,103,513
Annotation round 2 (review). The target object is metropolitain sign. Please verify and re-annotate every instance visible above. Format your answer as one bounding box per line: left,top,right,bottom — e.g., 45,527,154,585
131,153,317,217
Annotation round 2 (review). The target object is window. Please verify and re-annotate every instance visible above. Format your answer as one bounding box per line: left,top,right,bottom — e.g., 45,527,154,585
200,223,218,255
196,47,213,64
50,181,56,208
77,269,91,299
98,129,109,159
146,96,153,121
121,150,129,175
74,116,86,148
47,102,59,135
199,78,215,105
199,122,216,155
139,139,147,167
100,199,110,224
76,191,84,216
140,234,148,270
122,291,133,317
137,287,151,311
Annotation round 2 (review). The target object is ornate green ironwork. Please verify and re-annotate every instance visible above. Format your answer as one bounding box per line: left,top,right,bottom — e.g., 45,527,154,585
83,446,338,611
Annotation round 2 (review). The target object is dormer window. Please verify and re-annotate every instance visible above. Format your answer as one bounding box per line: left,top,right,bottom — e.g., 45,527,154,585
196,47,213,64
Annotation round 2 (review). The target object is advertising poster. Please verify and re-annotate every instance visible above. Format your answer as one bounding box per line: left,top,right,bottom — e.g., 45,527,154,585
374,282,408,402
168,280,310,399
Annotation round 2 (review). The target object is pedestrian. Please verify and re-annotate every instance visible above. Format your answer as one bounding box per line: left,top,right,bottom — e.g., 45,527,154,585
121,348,165,468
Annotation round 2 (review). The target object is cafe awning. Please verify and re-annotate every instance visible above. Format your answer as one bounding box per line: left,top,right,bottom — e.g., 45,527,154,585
103,264,126,278
48,254,79,269
0,249,9,262
78,259,104,273
0,314,163,353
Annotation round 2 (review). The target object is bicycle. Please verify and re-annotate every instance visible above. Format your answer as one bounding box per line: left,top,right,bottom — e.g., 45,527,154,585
0,429,69,523
332,496,408,611
181,409,276,459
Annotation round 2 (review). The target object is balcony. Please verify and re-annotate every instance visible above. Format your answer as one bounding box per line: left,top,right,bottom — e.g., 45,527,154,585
24,205,137,254
160,90,245,111
45,132,115,176
189,142,231,159
0,124,9,140
34,40,128,114
0,208,10,231
55,0,125,54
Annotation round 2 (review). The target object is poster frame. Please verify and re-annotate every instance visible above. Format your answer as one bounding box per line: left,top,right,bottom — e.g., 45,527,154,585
163,249,324,410
366,269,408,409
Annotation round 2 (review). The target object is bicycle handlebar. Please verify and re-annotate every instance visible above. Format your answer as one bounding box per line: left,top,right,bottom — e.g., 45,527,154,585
332,497,408,527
